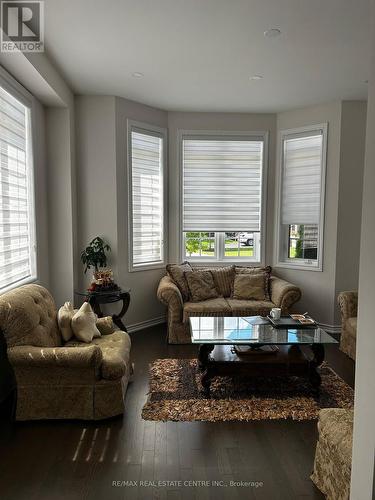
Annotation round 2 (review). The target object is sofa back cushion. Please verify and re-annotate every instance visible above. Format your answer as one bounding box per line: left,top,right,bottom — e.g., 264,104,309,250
234,265,272,300
184,271,219,302
232,273,268,301
0,284,61,348
194,265,235,298
166,261,192,301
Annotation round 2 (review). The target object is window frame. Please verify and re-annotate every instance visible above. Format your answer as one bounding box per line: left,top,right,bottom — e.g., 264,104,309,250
178,130,268,265
0,67,37,294
275,123,328,272
127,119,168,272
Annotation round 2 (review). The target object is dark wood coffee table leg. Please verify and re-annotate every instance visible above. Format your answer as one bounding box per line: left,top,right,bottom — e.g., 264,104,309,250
309,343,325,394
198,344,215,370
198,344,215,396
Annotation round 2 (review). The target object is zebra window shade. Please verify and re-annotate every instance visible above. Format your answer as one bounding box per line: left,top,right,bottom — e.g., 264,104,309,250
281,132,323,225
183,138,263,232
130,130,164,267
0,85,35,291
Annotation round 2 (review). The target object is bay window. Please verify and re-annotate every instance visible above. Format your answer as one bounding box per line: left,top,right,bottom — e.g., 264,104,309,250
276,124,327,270
181,133,267,263
128,120,167,271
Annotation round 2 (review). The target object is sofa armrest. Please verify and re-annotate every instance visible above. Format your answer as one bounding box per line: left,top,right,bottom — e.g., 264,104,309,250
7,344,103,369
270,276,302,312
157,275,183,323
338,291,358,320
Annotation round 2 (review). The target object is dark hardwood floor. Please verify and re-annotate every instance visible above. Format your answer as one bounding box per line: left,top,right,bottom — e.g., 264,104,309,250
0,325,355,500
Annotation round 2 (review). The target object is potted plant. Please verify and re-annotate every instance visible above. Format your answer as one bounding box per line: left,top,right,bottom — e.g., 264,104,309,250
81,236,111,273
81,237,116,290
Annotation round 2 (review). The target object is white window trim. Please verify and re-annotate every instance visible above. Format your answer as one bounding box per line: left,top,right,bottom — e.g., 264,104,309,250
0,66,38,294
274,123,328,272
178,129,268,265
127,119,168,272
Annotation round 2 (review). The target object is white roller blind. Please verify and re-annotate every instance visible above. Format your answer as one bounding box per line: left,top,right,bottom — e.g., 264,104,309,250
130,129,164,267
183,138,263,232
281,132,323,225
0,85,35,291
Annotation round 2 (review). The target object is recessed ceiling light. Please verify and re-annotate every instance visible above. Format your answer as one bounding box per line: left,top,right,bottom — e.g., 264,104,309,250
264,28,281,38
132,72,144,78
249,75,263,81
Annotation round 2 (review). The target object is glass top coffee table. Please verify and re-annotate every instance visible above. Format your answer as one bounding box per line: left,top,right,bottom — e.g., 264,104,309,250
190,316,338,396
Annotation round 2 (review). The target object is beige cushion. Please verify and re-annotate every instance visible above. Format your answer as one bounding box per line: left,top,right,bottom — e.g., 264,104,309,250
66,331,131,381
235,265,272,299
226,298,274,317
166,261,192,301
57,302,76,342
71,302,101,343
0,284,61,348
232,273,267,300
346,317,357,338
96,316,116,335
185,270,219,302
183,298,231,322
210,266,235,297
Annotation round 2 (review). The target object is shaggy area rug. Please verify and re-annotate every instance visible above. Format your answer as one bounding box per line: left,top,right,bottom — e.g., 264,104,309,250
141,358,354,422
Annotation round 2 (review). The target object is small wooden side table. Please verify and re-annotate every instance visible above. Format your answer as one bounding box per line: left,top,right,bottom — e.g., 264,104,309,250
75,288,131,332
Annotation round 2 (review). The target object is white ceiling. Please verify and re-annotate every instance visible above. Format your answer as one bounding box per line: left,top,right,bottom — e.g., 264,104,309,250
44,0,370,112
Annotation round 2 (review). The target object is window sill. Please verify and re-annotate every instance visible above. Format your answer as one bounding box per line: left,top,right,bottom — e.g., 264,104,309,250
274,261,322,272
0,275,38,295
129,262,166,273
188,260,263,267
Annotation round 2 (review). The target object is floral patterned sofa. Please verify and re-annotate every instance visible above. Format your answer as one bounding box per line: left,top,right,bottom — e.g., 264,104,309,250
157,263,302,344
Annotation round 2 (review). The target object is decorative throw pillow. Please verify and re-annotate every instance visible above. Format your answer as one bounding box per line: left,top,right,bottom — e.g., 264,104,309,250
235,265,272,300
210,266,235,297
57,302,76,342
232,273,268,301
184,270,219,302
166,261,192,301
71,302,101,343
96,316,116,335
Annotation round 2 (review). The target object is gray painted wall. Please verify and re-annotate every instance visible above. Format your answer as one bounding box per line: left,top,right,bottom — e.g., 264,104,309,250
0,54,77,308
334,101,367,323
275,102,342,327
275,101,367,328
350,3,375,494
75,96,168,328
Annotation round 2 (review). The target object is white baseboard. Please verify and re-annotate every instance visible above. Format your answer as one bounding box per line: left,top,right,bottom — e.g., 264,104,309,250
317,322,341,336
127,315,166,333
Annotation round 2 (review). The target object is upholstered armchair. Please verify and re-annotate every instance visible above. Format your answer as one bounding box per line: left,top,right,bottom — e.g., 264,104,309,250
0,284,132,420
337,291,358,360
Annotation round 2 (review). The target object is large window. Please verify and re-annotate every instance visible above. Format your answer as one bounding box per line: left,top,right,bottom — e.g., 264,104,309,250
0,82,36,292
276,124,327,270
128,121,167,271
181,133,266,262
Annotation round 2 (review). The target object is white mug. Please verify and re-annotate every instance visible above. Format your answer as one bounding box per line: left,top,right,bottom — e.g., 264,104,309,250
270,307,281,320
